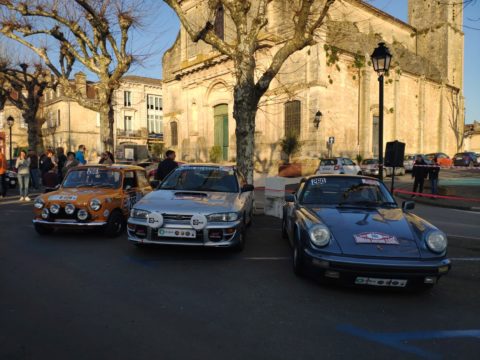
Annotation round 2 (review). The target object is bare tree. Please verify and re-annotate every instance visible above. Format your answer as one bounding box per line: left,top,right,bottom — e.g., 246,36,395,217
0,0,138,151
0,60,53,153
164,0,336,182
447,89,464,152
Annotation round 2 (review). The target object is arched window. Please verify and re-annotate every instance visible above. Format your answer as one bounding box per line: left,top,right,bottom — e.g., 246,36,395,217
214,6,224,40
284,100,301,136
171,121,178,146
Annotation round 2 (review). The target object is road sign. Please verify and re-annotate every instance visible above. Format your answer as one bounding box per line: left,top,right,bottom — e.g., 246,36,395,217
328,136,335,144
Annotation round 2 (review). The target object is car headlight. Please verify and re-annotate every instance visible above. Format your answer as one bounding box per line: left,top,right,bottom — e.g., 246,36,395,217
50,204,60,214
207,212,239,222
41,208,50,219
130,208,151,219
77,209,89,221
65,203,75,215
426,231,447,253
309,225,331,247
89,198,102,211
7,172,15,178
34,198,45,209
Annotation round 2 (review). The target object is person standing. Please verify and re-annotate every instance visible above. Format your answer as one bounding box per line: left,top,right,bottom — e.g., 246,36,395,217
56,147,67,181
0,147,7,198
62,152,79,177
411,155,428,198
76,145,87,165
16,150,31,201
429,156,440,198
28,149,40,190
99,152,113,165
40,149,55,183
155,150,178,181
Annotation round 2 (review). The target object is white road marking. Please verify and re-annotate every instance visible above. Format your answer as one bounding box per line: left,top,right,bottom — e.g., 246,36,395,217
450,257,480,262
243,257,289,261
451,209,480,214
447,234,480,241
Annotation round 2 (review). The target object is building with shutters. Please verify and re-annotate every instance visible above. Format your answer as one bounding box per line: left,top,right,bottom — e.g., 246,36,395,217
161,0,465,174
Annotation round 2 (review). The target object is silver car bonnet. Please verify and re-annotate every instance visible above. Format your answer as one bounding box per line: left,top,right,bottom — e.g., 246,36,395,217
133,189,241,214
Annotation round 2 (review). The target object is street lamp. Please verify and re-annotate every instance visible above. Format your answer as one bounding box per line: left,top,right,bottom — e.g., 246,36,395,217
313,110,323,129
6,115,14,170
371,42,392,181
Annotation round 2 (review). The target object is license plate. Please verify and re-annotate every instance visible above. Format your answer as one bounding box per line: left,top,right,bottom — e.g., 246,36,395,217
158,228,196,238
355,277,407,287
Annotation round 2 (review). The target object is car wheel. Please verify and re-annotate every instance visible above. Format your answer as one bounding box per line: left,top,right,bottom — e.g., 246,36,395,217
357,171,362,175
34,223,54,235
104,210,125,238
231,229,245,252
282,217,288,239
292,240,306,277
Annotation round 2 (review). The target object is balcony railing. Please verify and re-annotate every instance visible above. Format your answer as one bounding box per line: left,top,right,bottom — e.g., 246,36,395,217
148,132,164,141
117,129,147,138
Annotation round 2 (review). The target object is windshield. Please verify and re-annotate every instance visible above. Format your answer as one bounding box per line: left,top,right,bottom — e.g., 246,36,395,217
320,159,337,166
62,168,122,188
159,166,239,193
362,159,378,165
300,177,396,207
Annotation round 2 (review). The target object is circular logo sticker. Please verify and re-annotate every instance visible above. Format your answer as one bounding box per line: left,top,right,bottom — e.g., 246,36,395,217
190,213,207,230
146,212,163,228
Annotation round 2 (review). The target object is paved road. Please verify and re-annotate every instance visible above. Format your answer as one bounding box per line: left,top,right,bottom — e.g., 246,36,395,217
0,196,479,360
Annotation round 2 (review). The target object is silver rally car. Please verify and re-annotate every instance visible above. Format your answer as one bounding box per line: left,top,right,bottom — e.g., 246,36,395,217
127,164,254,251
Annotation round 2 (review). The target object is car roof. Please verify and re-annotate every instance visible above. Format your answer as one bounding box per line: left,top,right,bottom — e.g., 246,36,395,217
301,174,379,182
75,164,145,171
180,163,236,169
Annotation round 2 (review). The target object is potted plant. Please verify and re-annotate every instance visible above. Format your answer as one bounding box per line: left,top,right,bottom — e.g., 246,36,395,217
278,132,302,177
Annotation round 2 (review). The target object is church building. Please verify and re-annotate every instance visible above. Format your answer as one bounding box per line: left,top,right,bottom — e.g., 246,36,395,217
162,0,464,173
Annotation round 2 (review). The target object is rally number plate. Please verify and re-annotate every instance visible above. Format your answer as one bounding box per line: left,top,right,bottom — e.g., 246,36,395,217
354,277,408,287
158,228,196,239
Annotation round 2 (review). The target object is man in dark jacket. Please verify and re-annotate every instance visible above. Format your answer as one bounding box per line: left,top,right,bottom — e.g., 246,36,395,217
412,155,428,197
156,150,178,181
429,156,440,197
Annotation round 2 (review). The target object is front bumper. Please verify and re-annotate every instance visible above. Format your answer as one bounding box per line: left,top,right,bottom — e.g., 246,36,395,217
33,219,107,227
304,249,451,287
127,219,243,248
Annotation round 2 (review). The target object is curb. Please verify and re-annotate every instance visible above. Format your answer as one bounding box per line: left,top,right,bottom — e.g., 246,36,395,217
395,192,480,212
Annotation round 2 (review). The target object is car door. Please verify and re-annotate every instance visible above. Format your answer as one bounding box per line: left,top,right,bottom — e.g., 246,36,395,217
122,170,141,214
342,158,358,174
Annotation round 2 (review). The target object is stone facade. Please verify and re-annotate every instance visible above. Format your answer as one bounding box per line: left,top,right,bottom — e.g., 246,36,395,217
162,0,465,174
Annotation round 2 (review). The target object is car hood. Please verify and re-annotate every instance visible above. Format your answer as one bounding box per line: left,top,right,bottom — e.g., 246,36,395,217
41,187,117,204
135,190,240,214
308,206,424,258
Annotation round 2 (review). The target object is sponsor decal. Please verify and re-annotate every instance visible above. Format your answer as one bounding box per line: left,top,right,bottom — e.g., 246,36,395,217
86,168,99,175
354,232,399,245
361,179,379,186
48,195,78,201
190,213,207,230
311,178,327,185
146,212,163,228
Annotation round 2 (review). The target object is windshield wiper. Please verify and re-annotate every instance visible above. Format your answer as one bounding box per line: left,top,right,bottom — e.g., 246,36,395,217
337,201,379,208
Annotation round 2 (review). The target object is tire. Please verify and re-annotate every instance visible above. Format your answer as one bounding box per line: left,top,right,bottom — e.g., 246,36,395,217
292,239,306,277
104,210,125,237
231,229,245,252
282,217,288,239
34,223,54,235
357,171,363,175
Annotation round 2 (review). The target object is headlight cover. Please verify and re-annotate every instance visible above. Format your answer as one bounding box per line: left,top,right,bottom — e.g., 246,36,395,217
309,225,331,247
50,204,60,214
426,231,447,253
34,198,45,209
65,203,75,215
130,208,151,219
207,212,239,222
89,198,102,211
77,209,89,221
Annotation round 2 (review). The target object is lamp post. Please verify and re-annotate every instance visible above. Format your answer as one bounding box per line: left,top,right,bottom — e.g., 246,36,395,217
371,42,392,181
314,110,323,129
6,115,14,170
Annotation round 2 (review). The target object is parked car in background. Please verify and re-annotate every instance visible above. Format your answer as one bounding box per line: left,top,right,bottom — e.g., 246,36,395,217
476,154,480,165
316,158,362,175
403,154,430,172
282,175,451,289
6,170,18,188
128,164,254,251
452,152,479,167
425,152,453,167
33,165,152,237
361,159,405,177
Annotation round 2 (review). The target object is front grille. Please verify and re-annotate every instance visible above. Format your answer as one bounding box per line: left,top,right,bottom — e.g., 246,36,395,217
162,214,193,224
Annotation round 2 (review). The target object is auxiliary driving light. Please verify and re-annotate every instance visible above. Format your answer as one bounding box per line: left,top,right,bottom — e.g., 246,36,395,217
65,203,75,215
41,208,50,219
50,204,60,214
77,209,89,221
424,277,437,284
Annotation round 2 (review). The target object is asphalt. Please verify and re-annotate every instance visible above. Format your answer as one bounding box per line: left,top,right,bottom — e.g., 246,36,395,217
0,196,479,359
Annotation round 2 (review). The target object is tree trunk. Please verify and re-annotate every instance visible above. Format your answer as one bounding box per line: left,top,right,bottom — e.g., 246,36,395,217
23,110,44,154
233,83,261,184
98,88,115,153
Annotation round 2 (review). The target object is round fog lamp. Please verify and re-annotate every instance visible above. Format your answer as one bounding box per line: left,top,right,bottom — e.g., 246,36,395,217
41,208,50,219
65,203,75,215
50,204,60,214
77,209,89,221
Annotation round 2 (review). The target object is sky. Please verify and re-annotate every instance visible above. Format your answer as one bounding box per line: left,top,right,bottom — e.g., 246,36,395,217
129,0,480,124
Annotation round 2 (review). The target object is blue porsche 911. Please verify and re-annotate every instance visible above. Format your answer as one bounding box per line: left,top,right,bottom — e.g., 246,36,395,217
282,175,451,289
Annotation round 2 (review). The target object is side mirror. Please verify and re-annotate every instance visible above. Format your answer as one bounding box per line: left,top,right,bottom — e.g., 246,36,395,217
402,201,415,211
285,194,295,203
150,180,159,189
241,184,254,193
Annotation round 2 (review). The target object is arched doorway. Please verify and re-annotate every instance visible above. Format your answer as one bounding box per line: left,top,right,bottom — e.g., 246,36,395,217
214,104,229,161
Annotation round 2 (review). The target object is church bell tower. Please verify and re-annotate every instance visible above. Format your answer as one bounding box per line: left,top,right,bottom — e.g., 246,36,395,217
408,0,464,88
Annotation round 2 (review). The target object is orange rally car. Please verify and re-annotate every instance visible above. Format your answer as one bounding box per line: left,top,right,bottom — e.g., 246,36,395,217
33,165,152,237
